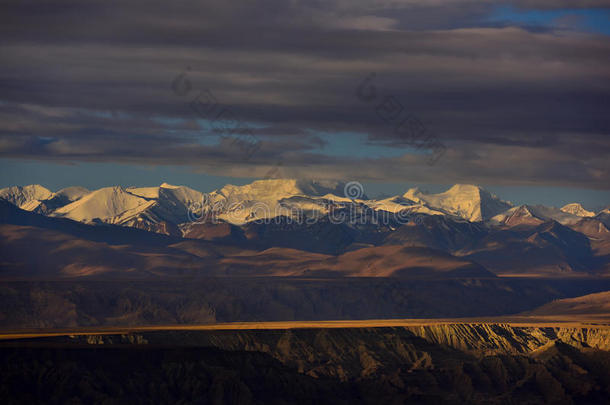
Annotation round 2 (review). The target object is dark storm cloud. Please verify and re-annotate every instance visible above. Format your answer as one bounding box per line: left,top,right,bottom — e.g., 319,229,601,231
0,0,609,188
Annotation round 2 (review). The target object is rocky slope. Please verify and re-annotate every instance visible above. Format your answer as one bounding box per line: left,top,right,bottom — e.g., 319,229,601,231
524,291,610,318
61,324,610,363
2,324,610,404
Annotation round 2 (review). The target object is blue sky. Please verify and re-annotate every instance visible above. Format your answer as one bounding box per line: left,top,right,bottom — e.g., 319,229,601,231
489,5,610,35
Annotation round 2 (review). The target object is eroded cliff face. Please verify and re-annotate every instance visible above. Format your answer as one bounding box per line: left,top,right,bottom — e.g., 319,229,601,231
65,324,610,380
3,324,610,404
408,324,610,354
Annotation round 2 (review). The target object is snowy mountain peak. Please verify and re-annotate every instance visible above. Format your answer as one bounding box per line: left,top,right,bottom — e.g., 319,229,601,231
199,179,357,225
504,205,534,217
53,186,152,223
295,179,349,198
446,184,483,193
403,184,511,222
216,179,348,202
489,205,543,227
561,203,595,218
403,187,421,199
404,184,487,200
218,179,298,202
490,204,585,227
0,184,54,211
55,186,89,200
160,182,180,189
2,180,605,238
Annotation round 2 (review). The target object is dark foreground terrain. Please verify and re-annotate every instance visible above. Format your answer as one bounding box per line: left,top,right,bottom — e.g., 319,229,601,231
2,323,610,404
2,278,610,328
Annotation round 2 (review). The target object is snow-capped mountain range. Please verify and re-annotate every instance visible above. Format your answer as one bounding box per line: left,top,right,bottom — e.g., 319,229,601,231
0,179,606,237
2,179,609,278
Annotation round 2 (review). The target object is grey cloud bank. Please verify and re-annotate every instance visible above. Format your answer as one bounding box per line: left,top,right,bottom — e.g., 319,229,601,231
0,0,608,189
